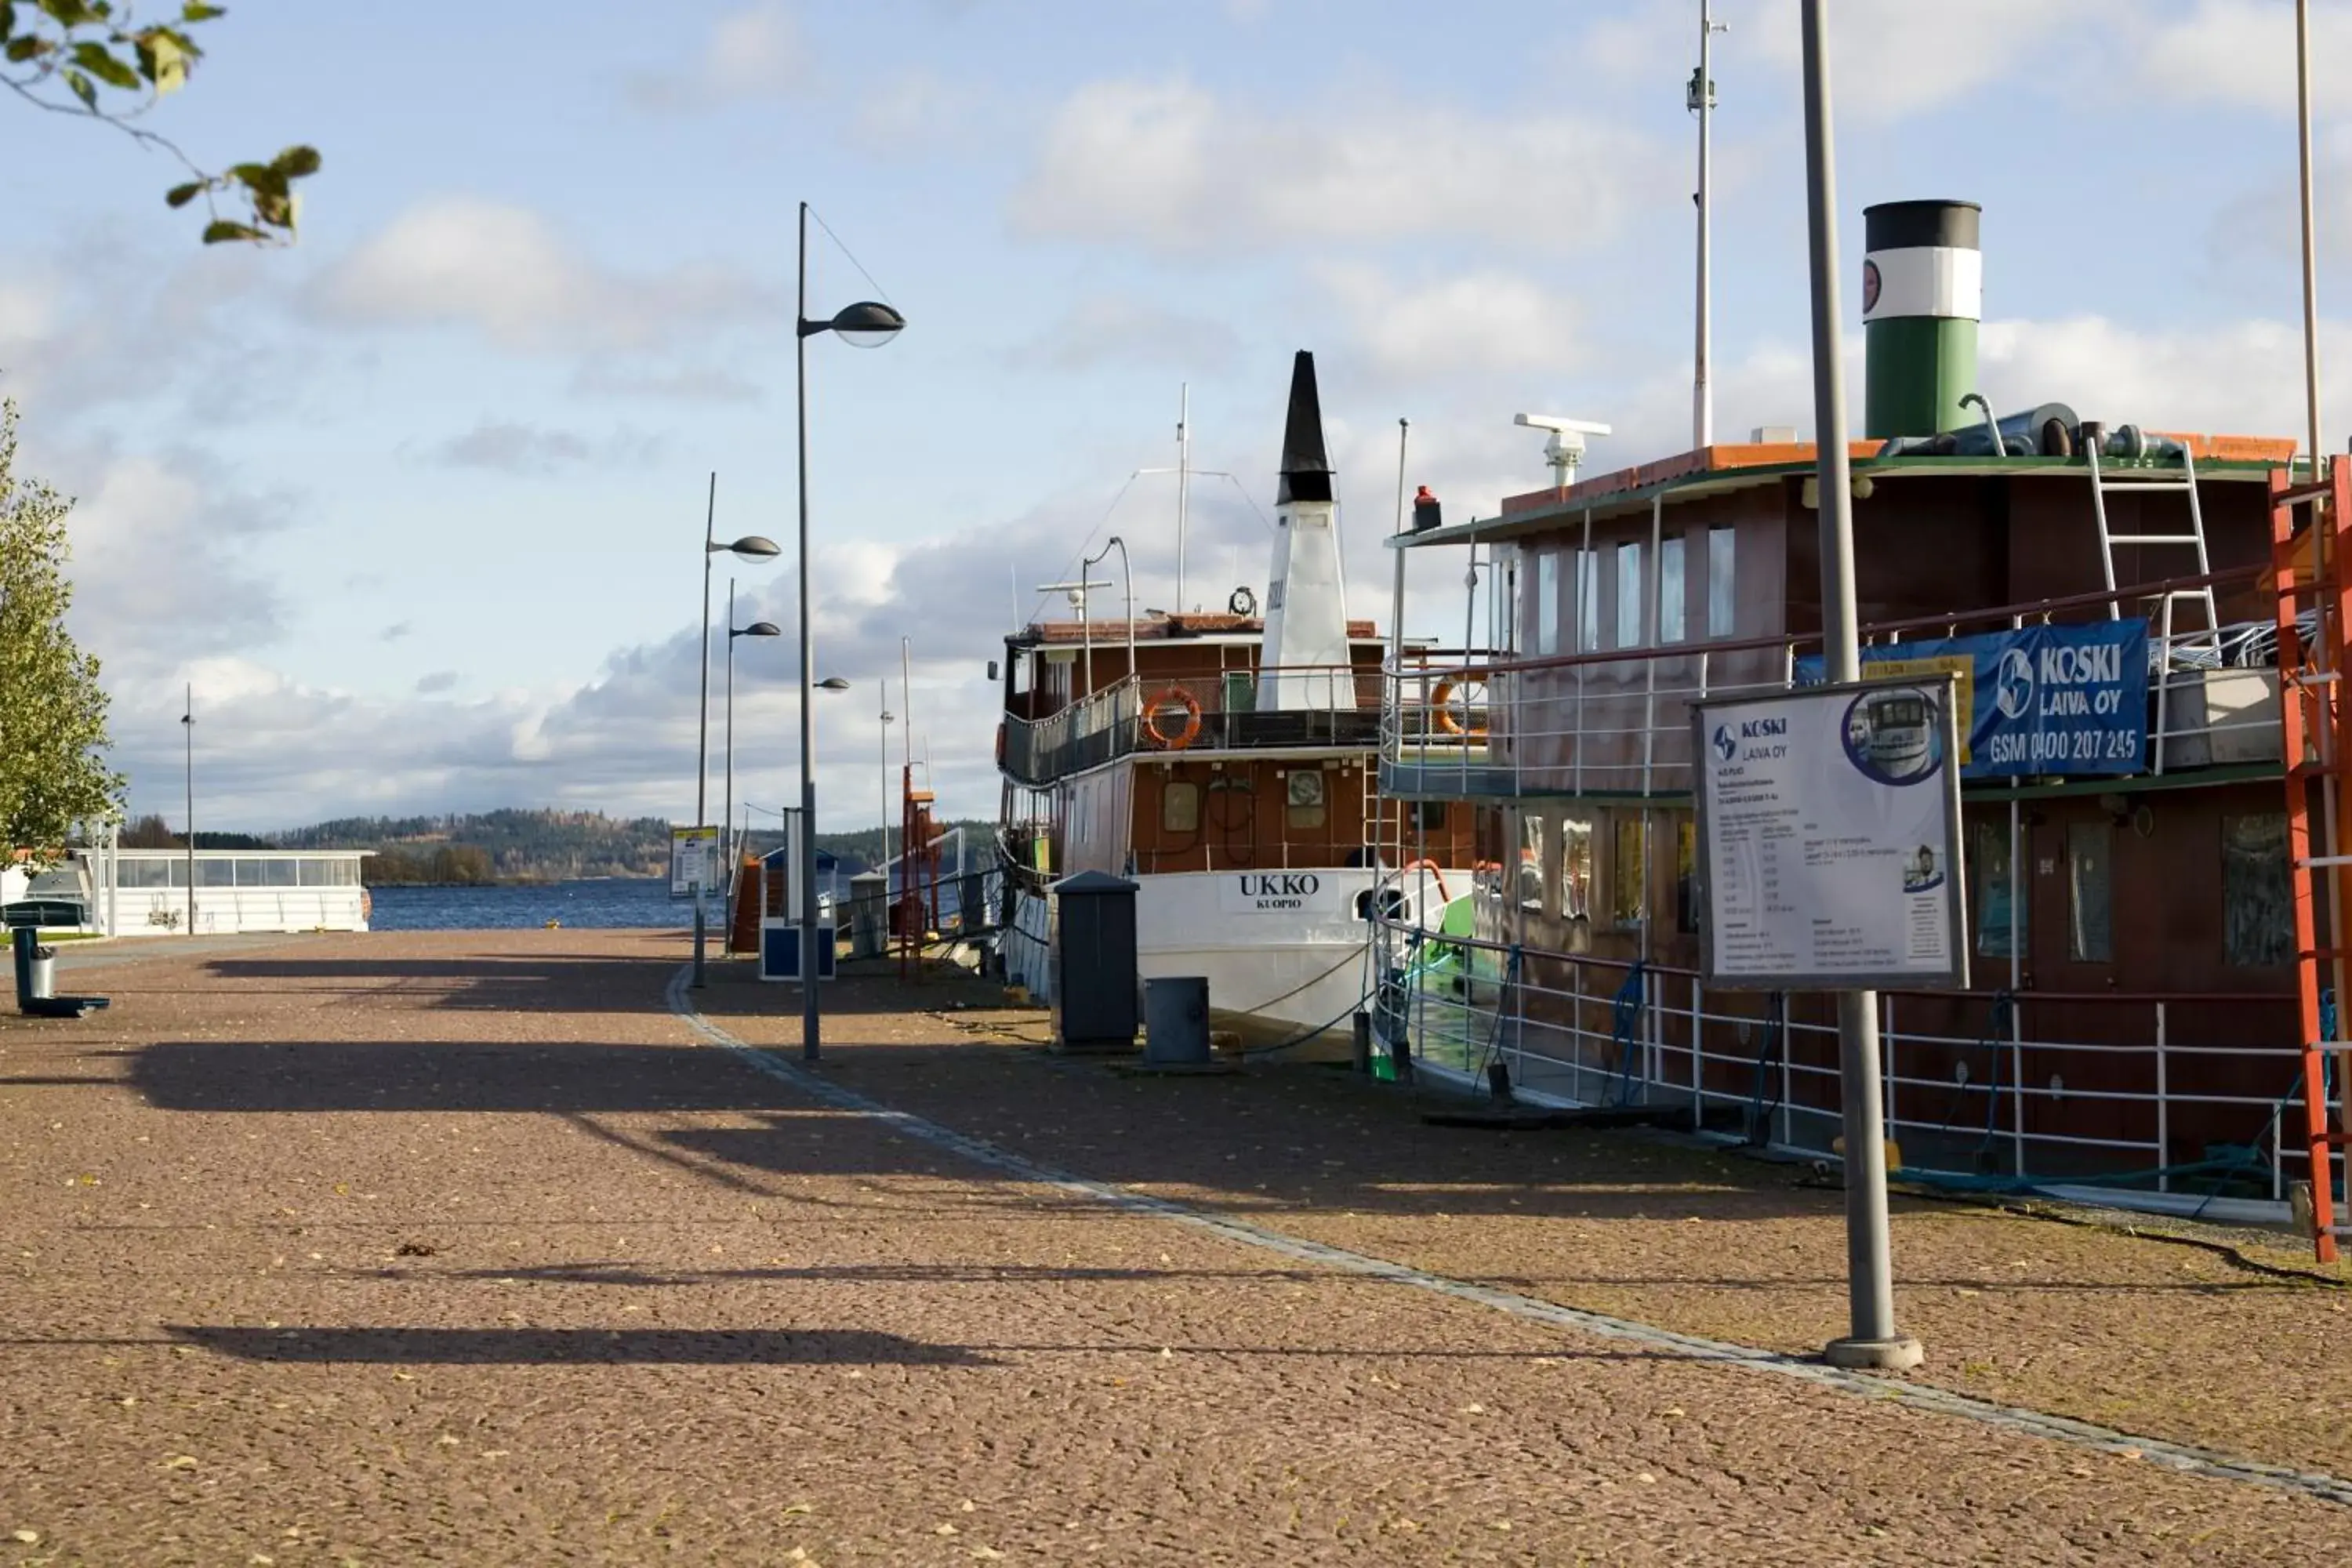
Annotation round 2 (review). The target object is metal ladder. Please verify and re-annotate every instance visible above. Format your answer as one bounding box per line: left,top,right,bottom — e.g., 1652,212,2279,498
2270,456,2352,1261
2087,438,2222,773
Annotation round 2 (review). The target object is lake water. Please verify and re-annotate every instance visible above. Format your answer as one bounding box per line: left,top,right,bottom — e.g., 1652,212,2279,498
368,879,687,931
365,873,884,931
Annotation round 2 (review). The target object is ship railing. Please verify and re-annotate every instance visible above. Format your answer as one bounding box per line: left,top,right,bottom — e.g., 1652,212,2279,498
1381,564,2283,800
1002,663,1385,785
1367,911,2317,1214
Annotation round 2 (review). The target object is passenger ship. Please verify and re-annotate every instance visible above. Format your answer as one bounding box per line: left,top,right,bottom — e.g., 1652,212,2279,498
995,352,1475,1040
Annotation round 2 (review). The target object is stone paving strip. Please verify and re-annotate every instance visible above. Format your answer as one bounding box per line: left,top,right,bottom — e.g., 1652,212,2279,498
1,929,2347,1565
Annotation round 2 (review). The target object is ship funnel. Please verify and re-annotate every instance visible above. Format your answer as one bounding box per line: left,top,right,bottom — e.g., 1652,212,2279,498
1862,199,1980,440
1276,350,1333,505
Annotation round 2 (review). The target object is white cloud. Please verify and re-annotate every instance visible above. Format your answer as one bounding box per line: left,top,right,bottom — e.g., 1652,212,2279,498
628,2,807,111
424,421,667,475
55,445,290,677
1007,296,1242,374
851,68,980,154
1748,0,2125,119
2133,0,2352,115
309,198,781,354
1312,264,1584,381
1008,75,1664,255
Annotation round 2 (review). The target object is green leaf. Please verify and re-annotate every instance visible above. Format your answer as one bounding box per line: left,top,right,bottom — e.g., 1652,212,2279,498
163,179,205,208
0,2,16,45
271,144,321,179
200,219,266,245
134,28,187,92
70,40,140,89
64,67,96,110
36,0,94,27
180,0,223,19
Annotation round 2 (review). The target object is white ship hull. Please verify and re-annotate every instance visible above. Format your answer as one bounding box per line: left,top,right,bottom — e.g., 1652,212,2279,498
1005,865,1462,1039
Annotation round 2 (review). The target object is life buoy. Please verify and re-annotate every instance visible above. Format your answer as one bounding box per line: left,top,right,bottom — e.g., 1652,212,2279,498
1429,679,1486,737
1143,687,1203,749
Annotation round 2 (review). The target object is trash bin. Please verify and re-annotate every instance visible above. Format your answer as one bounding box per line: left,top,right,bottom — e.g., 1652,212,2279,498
1143,976,1210,1065
1049,869,1139,1051
28,946,55,1000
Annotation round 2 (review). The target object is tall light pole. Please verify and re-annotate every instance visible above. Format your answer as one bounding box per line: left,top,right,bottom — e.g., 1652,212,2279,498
695,476,782,989
2296,0,2325,474
879,698,895,900
1800,0,1920,1373
797,199,906,1060
180,684,194,935
724,579,782,945
1691,0,1726,450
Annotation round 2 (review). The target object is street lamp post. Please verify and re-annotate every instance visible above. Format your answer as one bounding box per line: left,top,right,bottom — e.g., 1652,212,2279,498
879,699,895,905
796,198,906,1062
180,684,194,935
1083,536,1136,695
724,579,782,946
695,474,782,989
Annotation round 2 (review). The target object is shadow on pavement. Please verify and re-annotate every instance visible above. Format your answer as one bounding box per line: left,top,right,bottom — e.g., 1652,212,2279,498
201,946,680,1014
132,1040,795,1114
167,1324,993,1366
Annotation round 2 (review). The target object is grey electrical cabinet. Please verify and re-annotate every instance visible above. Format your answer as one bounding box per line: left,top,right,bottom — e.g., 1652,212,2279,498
1049,869,1139,1051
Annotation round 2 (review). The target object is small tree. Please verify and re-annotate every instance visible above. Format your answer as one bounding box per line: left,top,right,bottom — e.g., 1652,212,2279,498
2,2,318,244
0,400,122,866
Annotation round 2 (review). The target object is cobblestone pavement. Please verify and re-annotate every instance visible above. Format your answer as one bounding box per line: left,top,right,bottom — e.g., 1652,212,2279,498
5,930,2350,1565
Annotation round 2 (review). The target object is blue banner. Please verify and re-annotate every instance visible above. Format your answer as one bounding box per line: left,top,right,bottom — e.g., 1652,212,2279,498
1796,620,2148,778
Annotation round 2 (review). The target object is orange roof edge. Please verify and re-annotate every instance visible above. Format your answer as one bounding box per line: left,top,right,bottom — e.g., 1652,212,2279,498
1498,432,2301,517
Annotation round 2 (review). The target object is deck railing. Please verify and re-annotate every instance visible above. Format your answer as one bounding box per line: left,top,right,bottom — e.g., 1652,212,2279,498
1003,664,1384,786
1370,913,2314,1216
1381,565,2284,800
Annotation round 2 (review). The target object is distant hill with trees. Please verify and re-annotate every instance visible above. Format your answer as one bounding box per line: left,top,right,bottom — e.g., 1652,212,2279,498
254,808,999,887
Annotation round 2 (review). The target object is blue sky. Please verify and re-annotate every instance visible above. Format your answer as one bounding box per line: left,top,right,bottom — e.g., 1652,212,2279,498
3,0,2346,831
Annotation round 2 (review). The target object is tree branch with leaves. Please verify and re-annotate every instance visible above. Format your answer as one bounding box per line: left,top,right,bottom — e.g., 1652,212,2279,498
1,0,318,244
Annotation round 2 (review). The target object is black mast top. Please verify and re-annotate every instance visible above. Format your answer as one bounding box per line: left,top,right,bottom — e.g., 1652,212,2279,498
1276,349,1333,506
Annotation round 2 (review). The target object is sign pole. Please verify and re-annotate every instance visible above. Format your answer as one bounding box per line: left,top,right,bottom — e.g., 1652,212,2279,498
1799,0,1921,1372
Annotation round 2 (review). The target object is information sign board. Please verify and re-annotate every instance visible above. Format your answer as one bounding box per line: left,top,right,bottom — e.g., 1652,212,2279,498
1693,677,1969,992
670,826,720,898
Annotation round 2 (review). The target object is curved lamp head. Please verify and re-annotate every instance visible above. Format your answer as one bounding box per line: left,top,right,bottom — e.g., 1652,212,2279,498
731,619,782,640
713,534,782,561
802,301,906,350
815,676,852,691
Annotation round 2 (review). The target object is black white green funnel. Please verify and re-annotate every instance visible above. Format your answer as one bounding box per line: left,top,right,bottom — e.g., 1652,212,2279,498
1862,200,1980,440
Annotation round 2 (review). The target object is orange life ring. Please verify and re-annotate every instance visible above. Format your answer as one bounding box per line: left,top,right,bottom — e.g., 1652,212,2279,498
1143,687,1203,749
1429,679,1486,737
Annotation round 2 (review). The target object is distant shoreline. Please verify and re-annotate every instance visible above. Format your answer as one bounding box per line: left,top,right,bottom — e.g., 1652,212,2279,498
366,875,662,890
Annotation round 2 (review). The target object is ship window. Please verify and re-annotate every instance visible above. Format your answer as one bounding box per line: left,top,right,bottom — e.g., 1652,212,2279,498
1561,815,1593,920
2067,822,2112,962
2223,812,2292,967
1675,816,1700,933
1610,812,1646,927
198,859,235,887
1162,779,1200,833
1575,549,1600,652
1536,550,1560,655
1616,542,1644,648
1708,525,1736,638
1409,799,1447,832
119,859,169,889
1659,534,1687,644
1973,819,2024,959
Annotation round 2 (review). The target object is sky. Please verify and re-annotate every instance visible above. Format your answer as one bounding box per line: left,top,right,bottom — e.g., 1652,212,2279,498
2,0,2347,834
